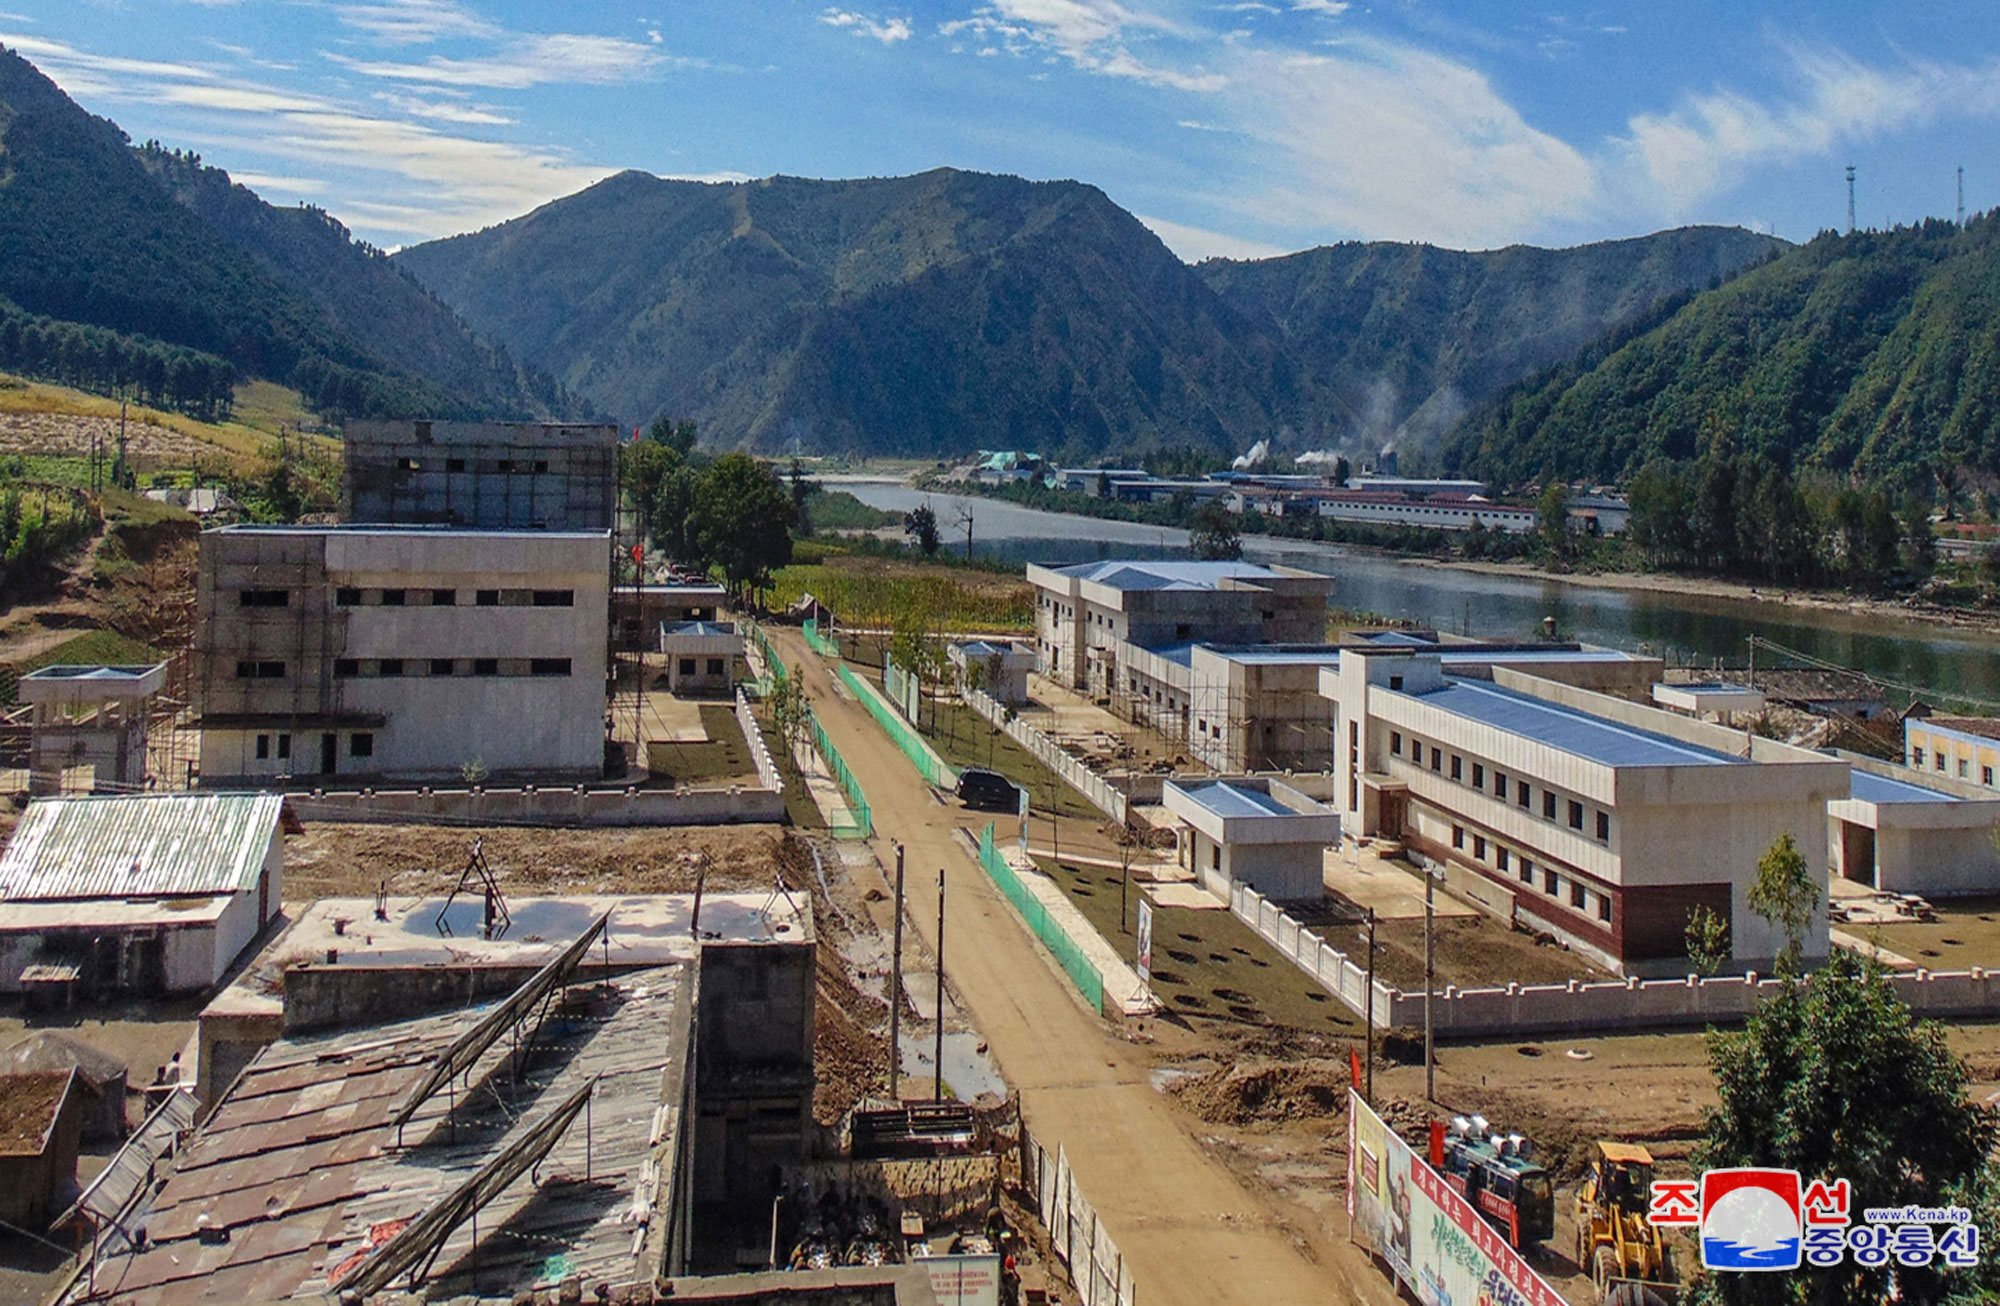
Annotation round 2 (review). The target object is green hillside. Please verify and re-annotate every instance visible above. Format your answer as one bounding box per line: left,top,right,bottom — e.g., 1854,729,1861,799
1441,216,2000,487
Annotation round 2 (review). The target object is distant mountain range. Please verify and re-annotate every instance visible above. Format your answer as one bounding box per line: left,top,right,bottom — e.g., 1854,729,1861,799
1440,215,2000,487
394,168,1782,459
0,47,575,424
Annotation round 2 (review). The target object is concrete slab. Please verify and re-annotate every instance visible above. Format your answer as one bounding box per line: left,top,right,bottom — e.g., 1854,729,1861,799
998,845,1158,1016
1148,883,1224,910
646,694,709,743
1322,842,1477,921
1832,928,1920,971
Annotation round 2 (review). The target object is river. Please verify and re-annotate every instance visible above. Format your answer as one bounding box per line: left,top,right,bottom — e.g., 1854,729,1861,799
828,478,2000,708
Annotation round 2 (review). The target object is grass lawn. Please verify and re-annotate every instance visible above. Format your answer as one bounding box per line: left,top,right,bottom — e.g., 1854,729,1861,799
769,557,1033,632
917,691,1103,822
1033,852,1363,1037
644,704,753,784
1,629,165,703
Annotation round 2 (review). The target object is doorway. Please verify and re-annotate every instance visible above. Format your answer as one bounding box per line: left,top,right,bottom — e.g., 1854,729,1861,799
319,732,337,775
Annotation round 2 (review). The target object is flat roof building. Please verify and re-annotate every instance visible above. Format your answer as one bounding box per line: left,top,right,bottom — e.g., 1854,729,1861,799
1906,714,2000,790
949,639,1035,706
194,525,610,787
17,663,166,796
1026,559,1336,698
1164,778,1341,901
342,419,619,530
614,581,728,652
660,620,744,695
1320,652,1849,974
0,792,287,996
1829,756,2000,897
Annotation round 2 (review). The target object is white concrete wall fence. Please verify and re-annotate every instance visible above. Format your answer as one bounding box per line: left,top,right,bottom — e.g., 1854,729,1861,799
1228,881,2000,1036
736,690,783,793
290,782,784,827
965,686,1129,823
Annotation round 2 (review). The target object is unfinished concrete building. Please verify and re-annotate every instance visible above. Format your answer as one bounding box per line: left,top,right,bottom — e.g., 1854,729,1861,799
342,419,620,529
193,525,610,786
113,894,815,1304
17,663,165,795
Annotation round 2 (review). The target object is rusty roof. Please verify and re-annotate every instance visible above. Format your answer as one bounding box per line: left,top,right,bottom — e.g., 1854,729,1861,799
0,792,286,902
83,964,692,1305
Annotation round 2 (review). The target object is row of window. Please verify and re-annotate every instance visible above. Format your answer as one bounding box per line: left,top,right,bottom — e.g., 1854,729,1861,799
1910,746,1996,786
253,731,372,760
384,456,552,474
1390,729,1612,843
1450,823,1614,923
332,657,573,678
238,657,573,679
237,587,576,609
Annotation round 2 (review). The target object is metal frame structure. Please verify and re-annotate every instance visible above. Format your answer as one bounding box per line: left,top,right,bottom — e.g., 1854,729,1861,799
390,912,610,1139
335,1074,600,1299
434,836,512,939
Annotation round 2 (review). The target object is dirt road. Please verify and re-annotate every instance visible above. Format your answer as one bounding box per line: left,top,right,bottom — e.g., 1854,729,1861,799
769,628,1395,1306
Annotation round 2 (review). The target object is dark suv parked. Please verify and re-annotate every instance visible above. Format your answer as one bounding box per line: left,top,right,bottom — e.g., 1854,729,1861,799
956,767,1024,812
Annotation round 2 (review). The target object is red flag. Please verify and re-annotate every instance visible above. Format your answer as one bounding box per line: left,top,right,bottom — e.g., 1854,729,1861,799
1349,1047,1363,1089
631,544,644,566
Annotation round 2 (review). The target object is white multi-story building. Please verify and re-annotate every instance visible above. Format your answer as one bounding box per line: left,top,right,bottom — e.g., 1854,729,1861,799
195,526,610,786
1026,559,1335,697
1319,649,1849,974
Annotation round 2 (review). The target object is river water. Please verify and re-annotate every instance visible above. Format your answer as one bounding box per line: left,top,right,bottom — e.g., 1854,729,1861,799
830,479,2000,707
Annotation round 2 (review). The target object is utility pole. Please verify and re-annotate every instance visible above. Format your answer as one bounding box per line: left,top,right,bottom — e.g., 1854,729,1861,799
1846,164,1857,235
934,868,947,1105
1363,909,1376,1104
1423,866,1435,1103
889,842,905,1103
1959,165,1967,227
1747,634,1756,692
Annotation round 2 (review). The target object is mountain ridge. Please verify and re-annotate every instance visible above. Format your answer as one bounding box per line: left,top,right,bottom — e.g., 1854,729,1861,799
395,166,1780,458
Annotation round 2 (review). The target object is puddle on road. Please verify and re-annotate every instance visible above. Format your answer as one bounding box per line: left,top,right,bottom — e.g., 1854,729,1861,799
899,1031,1008,1102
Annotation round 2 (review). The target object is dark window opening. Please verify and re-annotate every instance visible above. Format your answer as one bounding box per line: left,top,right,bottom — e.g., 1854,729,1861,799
1571,882,1586,909
431,589,456,606
1543,791,1557,820
1390,732,1402,756
446,457,466,472
1595,811,1610,841
378,658,405,677
430,658,454,676
255,734,270,760
238,589,289,608
276,733,291,760
380,589,406,606
1518,780,1530,808
350,732,374,758
334,658,360,677
679,658,696,676
1388,674,1403,691
1450,755,1462,781
706,658,725,676
336,588,362,606
235,660,286,679
529,658,571,677
473,658,498,676
1472,763,1484,788
531,590,574,607
1598,895,1612,923
1452,826,1464,849
533,459,550,473
476,589,500,606
1568,800,1584,830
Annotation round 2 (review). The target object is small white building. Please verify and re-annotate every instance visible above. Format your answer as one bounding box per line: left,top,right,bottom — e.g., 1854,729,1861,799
0,792,289,996
949,639,1035,705
1652,681,1766,723
1828,757,2000,896
1164,778,1341,901
17,663,166,795
658,621,743,695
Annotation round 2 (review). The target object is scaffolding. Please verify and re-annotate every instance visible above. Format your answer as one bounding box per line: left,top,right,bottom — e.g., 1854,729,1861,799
343,420,620,531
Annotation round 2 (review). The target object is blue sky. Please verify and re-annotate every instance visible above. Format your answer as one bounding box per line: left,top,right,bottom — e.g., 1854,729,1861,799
12,1,2000,260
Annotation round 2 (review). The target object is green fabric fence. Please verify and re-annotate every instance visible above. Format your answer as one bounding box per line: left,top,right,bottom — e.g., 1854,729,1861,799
802,617,839,659
978,823,1104,1014
835,663,958,789
810,707,872,839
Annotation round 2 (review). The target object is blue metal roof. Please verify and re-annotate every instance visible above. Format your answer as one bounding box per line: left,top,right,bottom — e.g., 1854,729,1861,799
1406,678,1746,768
1055,560,1281,591
1175,781,1296,819
661,620,737,637
1202,643,1642,668
1141,641,1200,667
1851,770,1963,805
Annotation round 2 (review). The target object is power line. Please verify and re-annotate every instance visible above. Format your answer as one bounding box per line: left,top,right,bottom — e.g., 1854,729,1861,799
1748,633,2000,715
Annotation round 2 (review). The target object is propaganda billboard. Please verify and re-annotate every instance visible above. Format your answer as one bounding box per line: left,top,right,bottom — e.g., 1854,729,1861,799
1347,1091,1568,1306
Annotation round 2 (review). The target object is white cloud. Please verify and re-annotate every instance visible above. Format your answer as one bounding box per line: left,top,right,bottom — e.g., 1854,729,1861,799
333,1,496,45
1218,40,1597,246
1289,0,1348,13
324,32,669,89
1135,212,1287,261
1620,45,2000,215
821,9,915,44
944,1,1224,91
373,90,513,125
227,171,328,196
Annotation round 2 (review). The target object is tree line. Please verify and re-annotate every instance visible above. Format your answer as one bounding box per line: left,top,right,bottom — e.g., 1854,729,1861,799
0,299,235,420
0,483,99,604
620,417,798,604
1627,430,1934,587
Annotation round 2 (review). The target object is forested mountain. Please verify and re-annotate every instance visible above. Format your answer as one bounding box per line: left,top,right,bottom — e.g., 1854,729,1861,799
395,168,1779,459
0,47,560,423
396,168,1305,457
1441,215,2000,487
1196,227,1785,450
134,145,577,421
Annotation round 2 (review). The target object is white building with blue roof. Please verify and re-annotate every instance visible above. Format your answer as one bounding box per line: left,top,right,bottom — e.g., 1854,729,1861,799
1829,756,2000,897
1319,649,1850,975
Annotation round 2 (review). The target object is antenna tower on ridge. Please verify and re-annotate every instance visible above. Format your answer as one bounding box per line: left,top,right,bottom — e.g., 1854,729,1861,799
1846,164,1857,235
1959,165,1966,226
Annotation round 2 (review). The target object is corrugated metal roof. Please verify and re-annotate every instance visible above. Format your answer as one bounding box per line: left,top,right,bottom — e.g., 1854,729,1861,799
0,793,285,902
1406,678,1747,769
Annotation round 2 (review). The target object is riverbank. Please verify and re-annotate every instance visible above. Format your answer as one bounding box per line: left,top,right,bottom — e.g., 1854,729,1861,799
1397,554,2000,641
